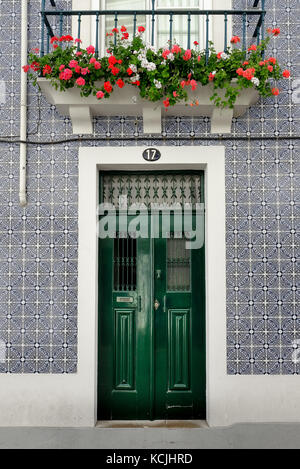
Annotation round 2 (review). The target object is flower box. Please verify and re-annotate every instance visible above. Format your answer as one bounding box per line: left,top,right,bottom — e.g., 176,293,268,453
37,77,259,135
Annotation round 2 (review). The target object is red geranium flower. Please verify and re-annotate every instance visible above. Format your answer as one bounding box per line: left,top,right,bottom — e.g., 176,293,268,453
282,70,290,78
183,49,192,61
267,65,273,72
76,77,85,86
236,68,244,76
230,36,240,44
138,26,145,33
121,26,127,32
42,64,52,76
272,87,279,96
110,66,120,76
127,68,133,76
268,57,277,65
163,98,170,108
50,36,59,44
248,44,257,52
112,28,119,33
272,28,280,36
122,33,129,40
194,41,199,45
116,78,125,88
22,65,30,73
104,81,113,93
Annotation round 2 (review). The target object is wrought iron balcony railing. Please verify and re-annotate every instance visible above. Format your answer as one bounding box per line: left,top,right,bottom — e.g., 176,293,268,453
40,1,266,62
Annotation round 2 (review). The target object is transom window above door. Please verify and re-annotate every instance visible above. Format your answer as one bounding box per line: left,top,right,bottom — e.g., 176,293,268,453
72,0,232,54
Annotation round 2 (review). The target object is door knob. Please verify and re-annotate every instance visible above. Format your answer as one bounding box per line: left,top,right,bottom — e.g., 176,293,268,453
154,299,160,310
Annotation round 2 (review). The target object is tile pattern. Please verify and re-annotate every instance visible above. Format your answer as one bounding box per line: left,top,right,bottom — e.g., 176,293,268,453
0,0,298,374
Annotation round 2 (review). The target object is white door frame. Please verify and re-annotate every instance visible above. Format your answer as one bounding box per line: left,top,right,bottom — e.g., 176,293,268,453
77,145,227,426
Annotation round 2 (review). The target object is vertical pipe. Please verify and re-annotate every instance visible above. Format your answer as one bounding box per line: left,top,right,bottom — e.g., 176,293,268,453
242,12,246,51
187,12,191,49
20,0,28,206
169,13,173,46
224,12,228,52
41,0,46,57
205,13,209,64
95,13,99,57
257,30,260,46
151,0,155,46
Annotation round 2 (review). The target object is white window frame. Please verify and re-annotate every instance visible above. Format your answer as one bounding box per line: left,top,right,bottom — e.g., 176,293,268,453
73,0,232,53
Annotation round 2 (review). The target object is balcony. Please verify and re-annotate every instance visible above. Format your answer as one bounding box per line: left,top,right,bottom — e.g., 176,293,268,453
38,1,266,135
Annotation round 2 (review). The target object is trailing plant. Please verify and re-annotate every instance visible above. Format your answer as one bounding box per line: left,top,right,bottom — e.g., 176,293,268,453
23,26,290,109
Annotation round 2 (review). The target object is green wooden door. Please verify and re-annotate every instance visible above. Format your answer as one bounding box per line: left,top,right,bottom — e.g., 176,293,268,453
98,173,206,420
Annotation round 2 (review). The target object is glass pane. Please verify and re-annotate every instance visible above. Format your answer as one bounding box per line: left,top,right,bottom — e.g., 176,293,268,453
114,234,137,292
167,235,191,292
106,0,146,43
156,0,200,49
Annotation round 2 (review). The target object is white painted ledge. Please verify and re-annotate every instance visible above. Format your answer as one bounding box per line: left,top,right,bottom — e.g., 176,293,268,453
37,77,259,135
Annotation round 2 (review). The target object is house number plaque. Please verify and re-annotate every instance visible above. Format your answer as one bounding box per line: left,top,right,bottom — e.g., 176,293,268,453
143,148,161,162
117,297,134,303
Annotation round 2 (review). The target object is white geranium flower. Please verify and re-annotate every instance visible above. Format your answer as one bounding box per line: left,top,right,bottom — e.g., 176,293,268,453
251,77,260,87
154,79,162,89
167,53,175,61
220,52,229,60
129,64,137,73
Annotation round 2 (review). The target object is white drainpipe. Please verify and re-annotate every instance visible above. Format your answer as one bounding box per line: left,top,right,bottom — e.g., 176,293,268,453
19,0,28,207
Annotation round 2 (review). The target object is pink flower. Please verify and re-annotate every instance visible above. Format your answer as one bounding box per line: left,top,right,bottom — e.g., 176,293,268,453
75,66,81,74
259,61,265,66
197,55,201,62
173,91,177,97
162,49,170,59
75,38,82,43
81,67,90,75
60,68,73,80
183,49,192,61
76,52,82,57
76,77,85,86
86,45,95,55
90,57,97,64
190,79,197,91
69,60,78,68
171,44,181,54
96,91,104,99
268,65,274,72
94,61,101,70
59,64,65,71
180,80,186,88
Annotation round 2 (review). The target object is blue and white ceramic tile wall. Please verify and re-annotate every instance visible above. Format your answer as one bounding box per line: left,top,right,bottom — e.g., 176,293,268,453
0,0,298,374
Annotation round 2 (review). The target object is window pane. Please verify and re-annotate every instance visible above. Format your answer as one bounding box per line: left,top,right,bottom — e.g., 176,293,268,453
156,1,200,48
106,0,146,43
167,235,191,292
